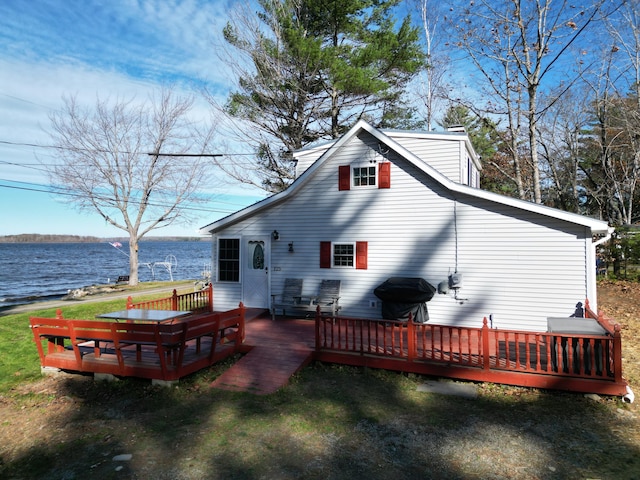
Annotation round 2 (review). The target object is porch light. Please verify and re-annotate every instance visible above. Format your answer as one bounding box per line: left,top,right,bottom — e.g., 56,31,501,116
288,242,294,253
272,230,279,240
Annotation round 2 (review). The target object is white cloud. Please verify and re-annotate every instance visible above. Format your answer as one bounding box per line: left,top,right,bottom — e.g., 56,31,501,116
0,0,266,236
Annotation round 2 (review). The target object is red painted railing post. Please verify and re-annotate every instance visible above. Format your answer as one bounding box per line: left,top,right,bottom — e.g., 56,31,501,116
126,296,133,310
172,289,178,311
613,324,623,384
482,317,490,370
407,313,416,361
238,302,246,343
315,306,321,351
208,283,214,312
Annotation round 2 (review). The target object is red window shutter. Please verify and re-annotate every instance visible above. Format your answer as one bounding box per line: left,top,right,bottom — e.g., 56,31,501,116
356,241,368,270
320,241,332,268
338,165,351,190
378,162,390,189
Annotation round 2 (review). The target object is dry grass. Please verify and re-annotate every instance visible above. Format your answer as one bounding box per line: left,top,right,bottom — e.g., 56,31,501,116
0,280,639,479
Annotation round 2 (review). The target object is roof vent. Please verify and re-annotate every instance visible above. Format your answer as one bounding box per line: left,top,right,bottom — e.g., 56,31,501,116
447,125,466,133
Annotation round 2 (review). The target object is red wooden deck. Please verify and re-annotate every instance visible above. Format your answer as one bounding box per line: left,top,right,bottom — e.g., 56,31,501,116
209,308,628,399
31,288,629,398
313,311,628,397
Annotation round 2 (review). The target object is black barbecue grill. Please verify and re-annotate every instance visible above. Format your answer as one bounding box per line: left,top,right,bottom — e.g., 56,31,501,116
374,277,436,323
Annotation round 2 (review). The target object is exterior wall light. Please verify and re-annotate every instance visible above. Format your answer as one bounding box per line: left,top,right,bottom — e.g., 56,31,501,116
272,230,279,240
288,242,294,253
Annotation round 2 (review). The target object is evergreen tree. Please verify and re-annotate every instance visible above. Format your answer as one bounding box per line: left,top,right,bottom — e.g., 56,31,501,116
217,0,425,192
438,105,521,196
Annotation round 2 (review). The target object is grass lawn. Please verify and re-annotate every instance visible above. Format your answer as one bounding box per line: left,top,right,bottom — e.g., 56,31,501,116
0,282,639,479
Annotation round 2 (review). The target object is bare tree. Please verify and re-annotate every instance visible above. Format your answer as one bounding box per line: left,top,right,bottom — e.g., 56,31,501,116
47,89,216,285
452,0,607,204
537,90,589,212
605,0,640,224
576,1,640,226
417,0,449,131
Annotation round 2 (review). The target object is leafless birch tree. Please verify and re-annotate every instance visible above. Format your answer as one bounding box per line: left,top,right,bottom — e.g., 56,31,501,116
416,0,449,131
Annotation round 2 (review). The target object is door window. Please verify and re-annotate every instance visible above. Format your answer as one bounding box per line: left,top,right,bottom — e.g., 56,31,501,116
249,241,265,270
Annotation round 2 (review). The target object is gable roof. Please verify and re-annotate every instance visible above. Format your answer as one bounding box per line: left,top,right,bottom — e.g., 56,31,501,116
200,120,610,235
292,126,482,176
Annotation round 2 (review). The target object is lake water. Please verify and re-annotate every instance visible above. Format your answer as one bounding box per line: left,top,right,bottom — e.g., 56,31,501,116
0,241,212,307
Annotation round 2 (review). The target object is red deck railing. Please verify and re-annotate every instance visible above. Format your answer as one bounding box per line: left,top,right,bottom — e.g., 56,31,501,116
126,284,213,313
314,305,627,396
30,299,244,383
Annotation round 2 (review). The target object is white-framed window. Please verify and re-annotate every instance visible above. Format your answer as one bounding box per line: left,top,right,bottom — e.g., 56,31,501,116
248,240,265,270
339,163,390,190
320,241,368,269
218,237,240,282
353,165,377,187
332,242,355,267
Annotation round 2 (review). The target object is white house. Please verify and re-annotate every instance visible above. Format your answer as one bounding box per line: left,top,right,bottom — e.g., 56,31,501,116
200,120,611,332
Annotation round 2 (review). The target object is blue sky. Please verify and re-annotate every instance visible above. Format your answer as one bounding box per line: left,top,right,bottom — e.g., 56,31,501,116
0,0,266,238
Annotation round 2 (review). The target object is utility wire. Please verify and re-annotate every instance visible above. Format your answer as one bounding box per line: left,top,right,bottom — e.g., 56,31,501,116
0,177,261,209
0,180,251,215
0,139,255,157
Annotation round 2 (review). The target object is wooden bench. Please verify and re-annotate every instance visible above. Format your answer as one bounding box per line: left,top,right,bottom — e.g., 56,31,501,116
110,321,189,379
217,306,246,346
116,275,129,284
68,319,120,362
30,314,76,370
30,304,246,382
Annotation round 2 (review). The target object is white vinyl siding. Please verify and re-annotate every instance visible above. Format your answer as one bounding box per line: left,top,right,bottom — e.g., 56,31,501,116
209,129,595,332
294,130,479,187
294,143,332,177
387,132,468,184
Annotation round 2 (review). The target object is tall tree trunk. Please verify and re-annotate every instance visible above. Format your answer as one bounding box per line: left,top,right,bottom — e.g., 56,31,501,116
129,237,139,286
528,87,542,203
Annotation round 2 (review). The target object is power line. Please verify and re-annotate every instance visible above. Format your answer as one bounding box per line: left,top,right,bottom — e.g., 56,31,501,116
148,152,223,157
0,139,255,157
0,177,263,209
0,180,251,215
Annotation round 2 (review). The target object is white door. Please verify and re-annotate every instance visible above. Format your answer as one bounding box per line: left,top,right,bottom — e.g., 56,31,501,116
243,237,270,308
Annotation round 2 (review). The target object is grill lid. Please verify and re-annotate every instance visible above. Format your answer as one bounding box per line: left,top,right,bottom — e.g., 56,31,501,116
373,277,436,303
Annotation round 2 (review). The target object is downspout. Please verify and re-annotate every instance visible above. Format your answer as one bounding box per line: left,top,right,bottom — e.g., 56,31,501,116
587,227,614,314
623,385,635,404
589,226,634,404
588,227,634,404
593,226,614,248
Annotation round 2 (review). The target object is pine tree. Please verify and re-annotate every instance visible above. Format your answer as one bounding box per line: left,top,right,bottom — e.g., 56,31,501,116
218,0,425,192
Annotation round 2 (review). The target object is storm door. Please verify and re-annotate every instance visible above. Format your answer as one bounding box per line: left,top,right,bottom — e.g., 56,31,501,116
243,237,270,308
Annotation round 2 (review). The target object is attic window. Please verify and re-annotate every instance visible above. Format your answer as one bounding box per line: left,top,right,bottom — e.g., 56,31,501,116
353,166,376,186
338,162,390,190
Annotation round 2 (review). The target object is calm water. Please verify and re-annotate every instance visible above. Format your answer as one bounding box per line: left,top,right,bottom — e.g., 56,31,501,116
0,241,212,307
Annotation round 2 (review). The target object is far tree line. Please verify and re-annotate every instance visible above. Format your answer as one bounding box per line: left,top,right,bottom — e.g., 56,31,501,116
45,0,640,284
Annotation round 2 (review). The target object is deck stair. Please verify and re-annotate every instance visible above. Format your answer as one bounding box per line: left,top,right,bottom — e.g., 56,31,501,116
211,315,315,394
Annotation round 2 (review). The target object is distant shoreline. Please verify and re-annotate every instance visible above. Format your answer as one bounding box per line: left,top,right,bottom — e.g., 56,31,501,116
0,234,208,243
